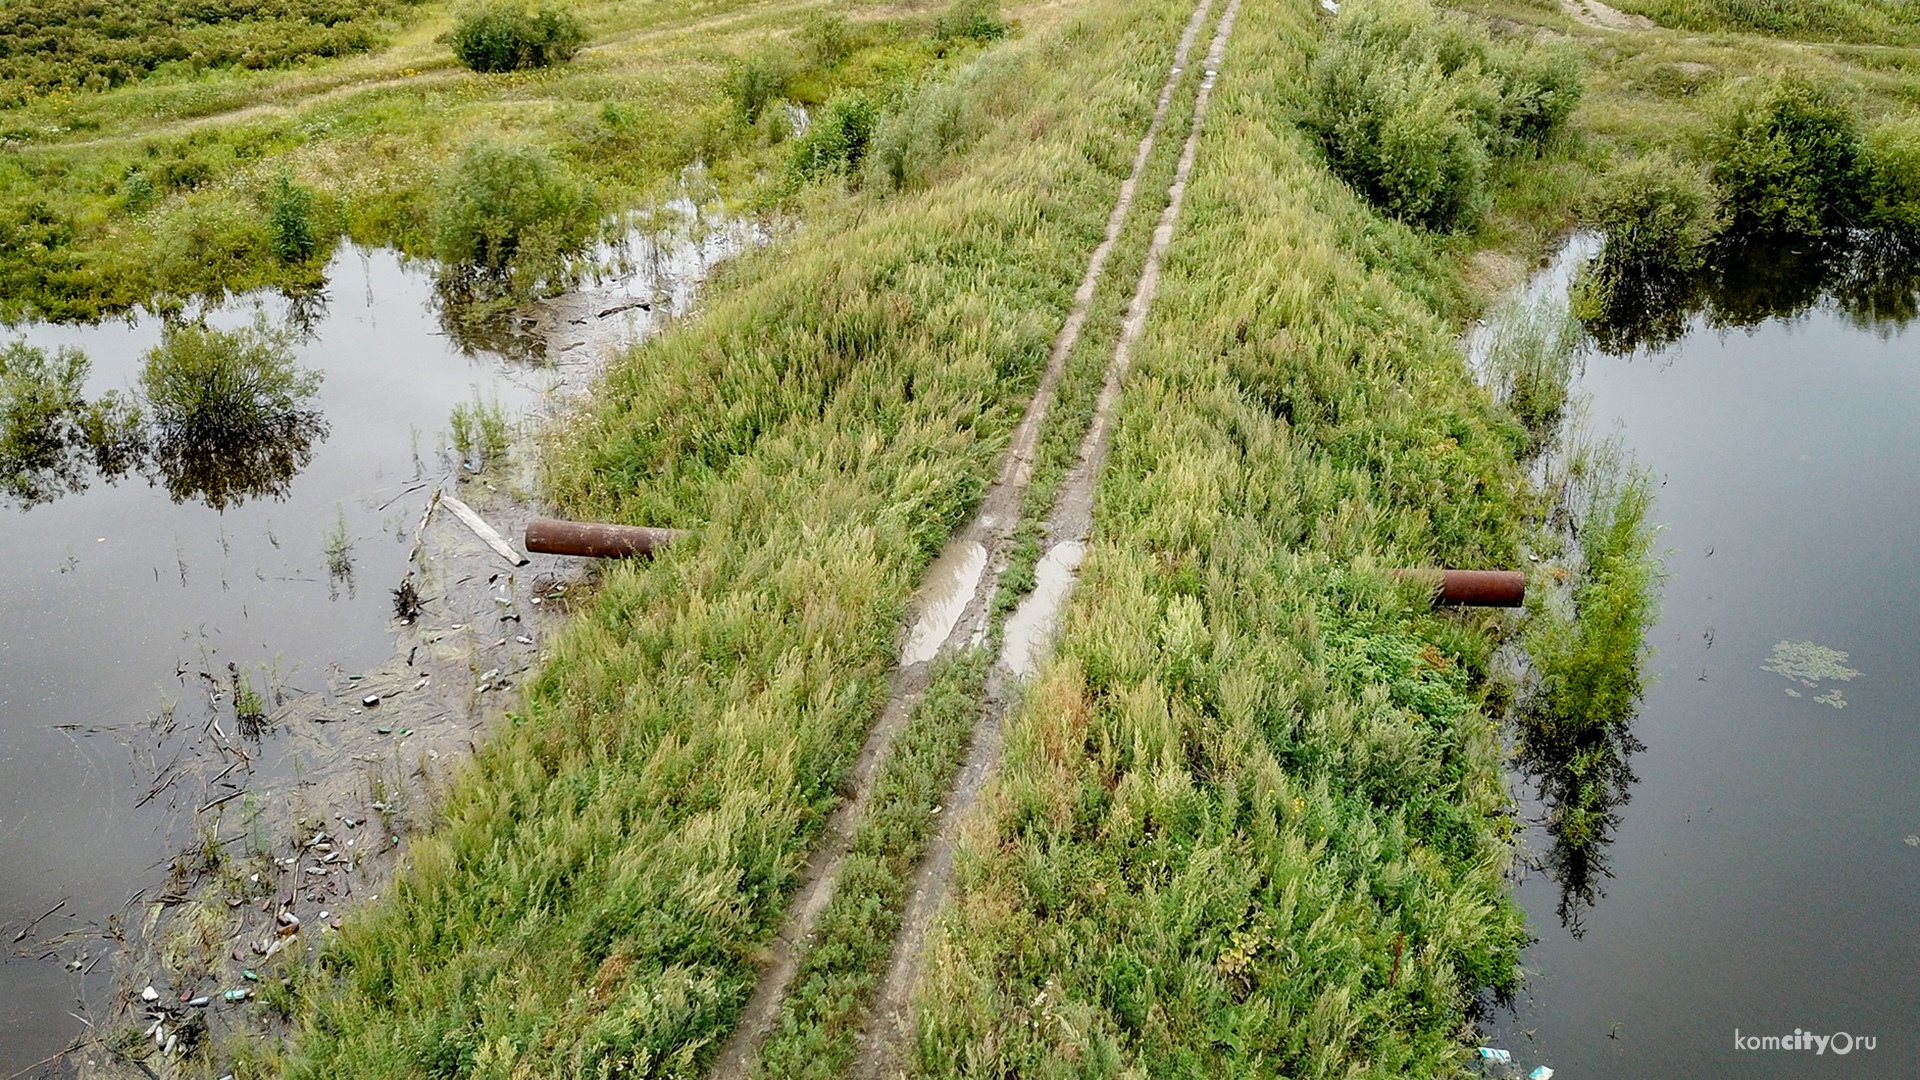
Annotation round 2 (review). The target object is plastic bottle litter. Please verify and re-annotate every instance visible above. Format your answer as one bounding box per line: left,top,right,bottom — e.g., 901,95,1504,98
223,988,250,1002
186,996,210,1007
1478,1048,1512,1063
1529,1068,1554,1080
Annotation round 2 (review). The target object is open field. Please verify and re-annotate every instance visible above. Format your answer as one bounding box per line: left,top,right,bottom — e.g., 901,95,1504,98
9,0,1917,1075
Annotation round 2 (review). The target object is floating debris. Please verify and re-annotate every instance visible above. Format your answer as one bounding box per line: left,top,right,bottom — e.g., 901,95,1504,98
1906,836,1919,847
1764,640,1860,708
140,985,159,1002
362,694,380,708
1477,1047,1512,1064
223,988,250,1002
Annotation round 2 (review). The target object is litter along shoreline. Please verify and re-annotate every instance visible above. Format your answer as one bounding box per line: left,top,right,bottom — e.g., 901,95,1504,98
53,208,769,1080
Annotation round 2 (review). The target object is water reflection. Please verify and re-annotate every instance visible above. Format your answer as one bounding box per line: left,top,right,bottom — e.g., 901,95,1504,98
0,318,330,513
1580,231,1920,352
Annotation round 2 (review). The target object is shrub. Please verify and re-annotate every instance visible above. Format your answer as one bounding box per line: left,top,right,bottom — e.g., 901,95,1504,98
787,92,881,183
141,318,320,442
1590,152,1721,280
935,0,1010,42
1864,117,1920,237
448,3,587,73
863,80,970,192
265,173,320,264
1307,0,1581,231
0,340,93,506
431,139,598,288
1707,74,1870,238
139,318,326,510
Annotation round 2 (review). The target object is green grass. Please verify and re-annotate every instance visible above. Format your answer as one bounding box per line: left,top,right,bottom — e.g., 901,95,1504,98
0,0,992,322
270,0,1230,1074
752,651,988,1079
907,0,1540,1073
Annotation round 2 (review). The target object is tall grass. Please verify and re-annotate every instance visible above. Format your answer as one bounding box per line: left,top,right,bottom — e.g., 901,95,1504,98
909,0,1538,1073
278,0,1221,1074
1516,428,1660,934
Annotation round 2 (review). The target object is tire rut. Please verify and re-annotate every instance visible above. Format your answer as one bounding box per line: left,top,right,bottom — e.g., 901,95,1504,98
703,0,1221,1074
851,0,1243,1075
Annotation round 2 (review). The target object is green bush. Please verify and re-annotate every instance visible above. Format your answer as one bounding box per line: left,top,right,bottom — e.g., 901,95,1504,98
863,79,970,193
1307,0,1579,232
1590,152,1722,281
1864,117,1920,236
140,318,319,442
787,92,881,183
139,318,326,510
431,138,598,288
935,0,1010,42
1707,74,1870,238
448,3,587,73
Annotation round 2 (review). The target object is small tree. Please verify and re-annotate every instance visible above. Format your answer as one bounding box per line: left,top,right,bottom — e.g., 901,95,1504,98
449,3,587,73
265,173,319,264
1708,75,1869,238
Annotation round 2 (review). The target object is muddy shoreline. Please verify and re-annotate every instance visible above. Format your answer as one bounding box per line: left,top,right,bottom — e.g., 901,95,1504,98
16,203,770,1080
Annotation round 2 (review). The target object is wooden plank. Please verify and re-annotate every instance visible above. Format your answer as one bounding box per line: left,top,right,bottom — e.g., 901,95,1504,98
442,495,530,567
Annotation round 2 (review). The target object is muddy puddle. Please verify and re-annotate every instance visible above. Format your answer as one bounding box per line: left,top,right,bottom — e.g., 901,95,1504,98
1477,234,1920,1078
0,198,762,1075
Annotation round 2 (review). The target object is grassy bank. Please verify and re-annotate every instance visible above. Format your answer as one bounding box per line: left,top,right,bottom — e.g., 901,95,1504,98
909,0,1541,1073
265,0,1225,1074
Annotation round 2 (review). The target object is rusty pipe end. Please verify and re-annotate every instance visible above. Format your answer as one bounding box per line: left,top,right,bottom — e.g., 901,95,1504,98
525,517,685,559
1393,568,1526,607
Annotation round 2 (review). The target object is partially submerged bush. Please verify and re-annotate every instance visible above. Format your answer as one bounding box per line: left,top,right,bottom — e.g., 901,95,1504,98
448,3,587,73
0,341,94,507
1306,0,1581,232
1707,74,1869,238
431,138,598,294
140,318,326,510
1588,151,1721,280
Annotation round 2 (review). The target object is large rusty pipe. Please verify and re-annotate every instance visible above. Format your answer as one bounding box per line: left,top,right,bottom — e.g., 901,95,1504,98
1395,569,1526,607
525,517,685,559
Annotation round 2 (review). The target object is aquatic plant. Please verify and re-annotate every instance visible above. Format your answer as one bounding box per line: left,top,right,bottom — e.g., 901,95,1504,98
1481,294,1582,455
1516,432,1662,933
448,390,513,470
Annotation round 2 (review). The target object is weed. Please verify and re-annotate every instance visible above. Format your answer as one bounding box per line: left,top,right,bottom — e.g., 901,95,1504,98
787,91,882,183
448,389,513,470
265,172,320,264
1481,293,1581,454
935,0,1010,43
324,504,353,580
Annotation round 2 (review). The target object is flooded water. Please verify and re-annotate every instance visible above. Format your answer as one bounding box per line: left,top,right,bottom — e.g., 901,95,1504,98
0,200,758,1074
1481,235,1920,1077
0,246,553,1070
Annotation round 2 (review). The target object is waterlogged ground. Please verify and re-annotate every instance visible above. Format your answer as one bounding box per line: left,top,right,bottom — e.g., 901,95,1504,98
0,205,759,1074
1483,238,1920,1077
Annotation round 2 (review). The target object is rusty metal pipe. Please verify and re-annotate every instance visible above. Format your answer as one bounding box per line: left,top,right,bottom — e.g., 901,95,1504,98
525,517,685,559
1395,569,1526,607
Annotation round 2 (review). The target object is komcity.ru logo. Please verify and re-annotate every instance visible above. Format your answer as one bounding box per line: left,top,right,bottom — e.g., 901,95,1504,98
1734,1029,1877,1055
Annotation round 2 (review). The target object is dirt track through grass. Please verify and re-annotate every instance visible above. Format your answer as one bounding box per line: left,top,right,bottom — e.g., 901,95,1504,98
702,2,1222,1075
851,0,1244,1074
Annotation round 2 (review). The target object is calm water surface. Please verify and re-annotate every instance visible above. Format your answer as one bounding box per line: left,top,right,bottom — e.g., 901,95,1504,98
0,247,549,1071
1484,238,1920,1077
